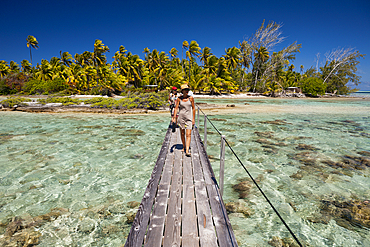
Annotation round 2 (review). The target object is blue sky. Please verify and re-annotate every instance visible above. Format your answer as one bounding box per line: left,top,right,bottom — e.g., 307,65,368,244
1,0,369,90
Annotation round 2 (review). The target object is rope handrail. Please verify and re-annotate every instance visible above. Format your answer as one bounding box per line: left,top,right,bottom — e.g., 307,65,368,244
195,104,303,247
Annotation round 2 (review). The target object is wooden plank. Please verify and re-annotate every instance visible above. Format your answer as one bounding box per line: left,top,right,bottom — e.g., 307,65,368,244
163,143,182,247
182,184,199,247
144,184,170,247
207,184,238,247
125,127,172,247
194,181,218,247
193,128,238,247
193,129,214,186
182,150,193,185
190,134,204,183
159,129,177,186
190,131,218,246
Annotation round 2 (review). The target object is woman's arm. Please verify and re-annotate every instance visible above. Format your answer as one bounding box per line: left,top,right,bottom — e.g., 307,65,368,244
190,97,196,125
172,98,180,122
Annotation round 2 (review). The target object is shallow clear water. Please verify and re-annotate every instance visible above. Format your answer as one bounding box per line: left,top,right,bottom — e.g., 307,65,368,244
0,97,370,246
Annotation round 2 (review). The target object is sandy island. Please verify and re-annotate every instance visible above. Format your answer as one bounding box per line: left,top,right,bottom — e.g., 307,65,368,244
1,93,369,115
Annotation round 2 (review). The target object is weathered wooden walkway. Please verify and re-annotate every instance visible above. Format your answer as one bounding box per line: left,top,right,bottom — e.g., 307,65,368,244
125,125,238,247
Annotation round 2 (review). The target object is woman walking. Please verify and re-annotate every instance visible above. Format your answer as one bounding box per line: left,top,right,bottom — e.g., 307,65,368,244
172,84,195,156
168,86,178,116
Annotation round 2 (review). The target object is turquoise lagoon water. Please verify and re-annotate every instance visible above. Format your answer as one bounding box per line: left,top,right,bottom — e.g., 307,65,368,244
0,97,370,246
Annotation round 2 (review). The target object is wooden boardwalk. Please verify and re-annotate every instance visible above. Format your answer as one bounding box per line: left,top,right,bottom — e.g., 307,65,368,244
125,125,238,247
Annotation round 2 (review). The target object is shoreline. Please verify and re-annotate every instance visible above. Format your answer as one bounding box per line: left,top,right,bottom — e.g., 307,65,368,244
1,94,368,115
0,102,224,115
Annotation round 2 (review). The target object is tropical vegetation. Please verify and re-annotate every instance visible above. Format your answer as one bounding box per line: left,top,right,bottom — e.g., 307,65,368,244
0,91,168,110
0,21,365,97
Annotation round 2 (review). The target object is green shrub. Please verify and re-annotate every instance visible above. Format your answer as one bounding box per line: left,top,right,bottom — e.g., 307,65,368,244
90,98,116,108
0,97,31,108
84,97,107,104
38,97,80,105
23,78,68,95
89,92,166,110
0,79,17,95
300,77,327,96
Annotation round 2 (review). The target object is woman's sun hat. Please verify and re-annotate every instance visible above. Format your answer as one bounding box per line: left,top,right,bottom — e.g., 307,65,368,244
181,84,190,91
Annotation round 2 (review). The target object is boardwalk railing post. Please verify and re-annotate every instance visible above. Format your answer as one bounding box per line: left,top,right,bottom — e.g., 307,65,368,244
197,107,200,129
204,114,207,151
220,135,225,197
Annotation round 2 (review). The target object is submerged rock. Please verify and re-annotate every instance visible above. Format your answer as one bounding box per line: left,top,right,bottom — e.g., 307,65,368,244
122,129,145,136
263,147,278,154
342,155,370,169
0,208,67,247
126,212,136,224
358,151,370,157
289,152,317,166
127,201,140,208
211,118,227,121
268,236,300,247
320,199,370,230
342,120,361,126
33,207,68,223
321,155,370,172
225,201,253,217
307,212,331,224
101,224,120,237
254,131,274,138
275,142,288,147
268,236,284,247
290,170,305,180
232,179,252,199
260,119,292,125
131,154,144,159
295,144,318,151
256,138,274,145
0,227,42,247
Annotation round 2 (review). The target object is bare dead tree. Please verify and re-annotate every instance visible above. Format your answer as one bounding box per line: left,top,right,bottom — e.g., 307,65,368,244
260,42,302,85
323,47,360,83
248,20,285,51
243,20,286,92
315,53,320,72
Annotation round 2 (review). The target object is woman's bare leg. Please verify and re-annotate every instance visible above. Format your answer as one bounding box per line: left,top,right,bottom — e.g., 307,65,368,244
185,129,191,154
180,128,186,152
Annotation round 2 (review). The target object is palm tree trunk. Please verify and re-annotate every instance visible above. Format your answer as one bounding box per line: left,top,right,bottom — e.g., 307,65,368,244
29,47,33,65
181,48,184,73
188,59,191,81
242,68,245,90
253,70,258,93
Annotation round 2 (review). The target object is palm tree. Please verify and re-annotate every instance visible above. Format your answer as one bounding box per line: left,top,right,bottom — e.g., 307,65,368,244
9,61,20,73
188,41,201,58
60,51,73,67
169,48,180,69
35,59,53,81
93,39,109,67
239,41,252,89
26,35,39,65
224,47,241,79
169,47,178,60
186,40,201,81
143,47,150,61
21,60,32,74
253,46,269,92
0,61,10,78
182,40,189,73
200,47,212,67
